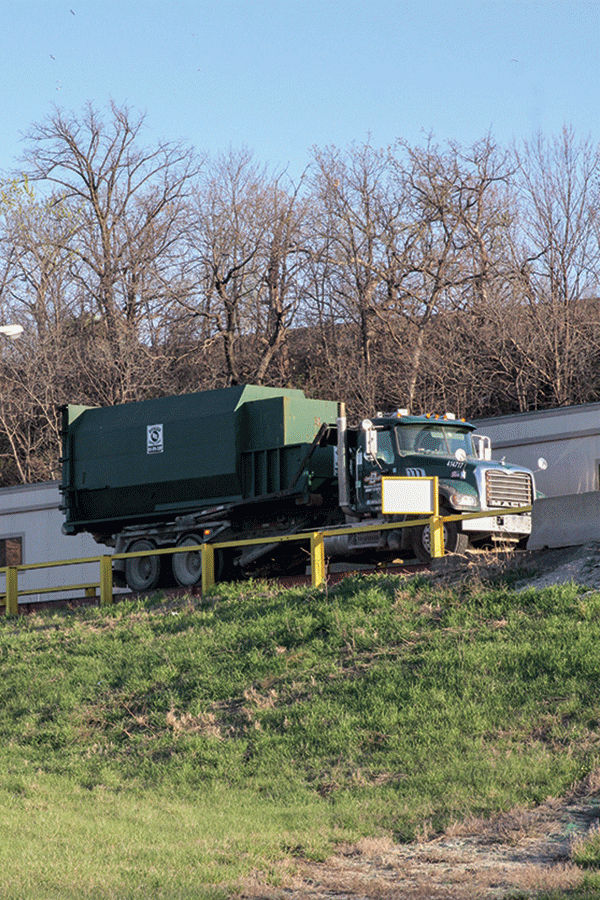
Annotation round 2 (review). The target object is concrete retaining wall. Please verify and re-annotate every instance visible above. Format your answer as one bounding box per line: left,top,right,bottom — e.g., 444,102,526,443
529,492,600,550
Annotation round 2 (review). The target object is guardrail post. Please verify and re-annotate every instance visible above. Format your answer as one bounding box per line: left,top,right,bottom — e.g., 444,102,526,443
310,532,326,588
201,543,215,593
5,566,18,616
429,516,445,558
429,484,445,559
99,555,113,606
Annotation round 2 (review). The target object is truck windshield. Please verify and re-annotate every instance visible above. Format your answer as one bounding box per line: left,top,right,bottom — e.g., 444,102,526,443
395,424,476,458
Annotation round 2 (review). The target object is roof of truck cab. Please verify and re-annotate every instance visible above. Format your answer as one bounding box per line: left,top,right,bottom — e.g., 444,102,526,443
373,414,476,430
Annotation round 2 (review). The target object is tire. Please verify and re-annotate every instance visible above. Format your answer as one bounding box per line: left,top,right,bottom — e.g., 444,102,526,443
411,508,469,563
172,534,204,587
124,539,161,592
215,548,235,582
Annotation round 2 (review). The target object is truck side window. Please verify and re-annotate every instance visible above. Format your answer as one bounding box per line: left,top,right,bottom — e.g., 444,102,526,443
395,426,418,452
376,430,394,465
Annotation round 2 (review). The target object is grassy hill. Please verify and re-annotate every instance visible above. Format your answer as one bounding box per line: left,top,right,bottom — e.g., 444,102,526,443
1,570,600,898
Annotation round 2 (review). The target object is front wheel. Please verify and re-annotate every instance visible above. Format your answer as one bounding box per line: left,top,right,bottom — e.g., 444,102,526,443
411,508,469,563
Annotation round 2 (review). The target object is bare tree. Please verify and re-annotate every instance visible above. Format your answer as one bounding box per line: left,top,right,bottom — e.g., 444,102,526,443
308,142,409,413
0,103,202,483
20,101,200,402
4,110,600,484
384,135,515,412
182,149,307,386
495,128,600,409
0,327,65,483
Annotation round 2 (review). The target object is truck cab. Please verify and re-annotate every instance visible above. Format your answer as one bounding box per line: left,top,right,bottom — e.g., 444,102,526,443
351,411,535,561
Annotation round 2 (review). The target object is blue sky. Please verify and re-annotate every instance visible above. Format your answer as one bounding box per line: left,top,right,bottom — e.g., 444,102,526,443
1,0,599,180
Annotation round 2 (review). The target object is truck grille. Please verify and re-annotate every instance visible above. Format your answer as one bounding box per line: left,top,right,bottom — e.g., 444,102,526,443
485,470,533,509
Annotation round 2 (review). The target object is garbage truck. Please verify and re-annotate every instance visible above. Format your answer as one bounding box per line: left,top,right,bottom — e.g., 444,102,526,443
59,384,536,591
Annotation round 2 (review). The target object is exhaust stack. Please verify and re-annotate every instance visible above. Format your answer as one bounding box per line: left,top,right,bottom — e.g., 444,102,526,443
337,402,352,516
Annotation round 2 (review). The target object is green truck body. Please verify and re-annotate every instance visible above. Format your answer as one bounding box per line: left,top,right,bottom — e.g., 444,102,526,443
60,386,338,536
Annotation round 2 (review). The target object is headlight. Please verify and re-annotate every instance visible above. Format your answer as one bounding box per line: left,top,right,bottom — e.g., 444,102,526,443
447,490,479,509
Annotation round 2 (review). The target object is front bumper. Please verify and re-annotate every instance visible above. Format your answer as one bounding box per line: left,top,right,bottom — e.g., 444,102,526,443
461,512,532,536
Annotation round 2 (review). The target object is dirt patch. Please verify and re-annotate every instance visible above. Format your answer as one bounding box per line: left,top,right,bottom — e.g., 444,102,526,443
432,541,600,594
244,775,600,900
510,542,600,593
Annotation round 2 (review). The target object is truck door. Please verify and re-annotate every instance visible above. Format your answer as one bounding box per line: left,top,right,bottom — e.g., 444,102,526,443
356,427,396,513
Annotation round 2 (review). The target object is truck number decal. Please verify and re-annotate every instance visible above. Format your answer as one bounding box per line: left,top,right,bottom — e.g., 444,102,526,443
147,424,164,454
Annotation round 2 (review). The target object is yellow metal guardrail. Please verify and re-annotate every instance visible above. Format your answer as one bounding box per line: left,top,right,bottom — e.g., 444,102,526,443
0,505,532,615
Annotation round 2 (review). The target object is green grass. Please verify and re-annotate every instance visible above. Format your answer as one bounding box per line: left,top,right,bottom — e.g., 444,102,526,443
1,572,600,897
0,777,332,899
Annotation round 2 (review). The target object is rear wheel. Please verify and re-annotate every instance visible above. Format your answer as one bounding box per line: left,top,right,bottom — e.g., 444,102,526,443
411,508,469,563
172,533,204,587
124,539,161,592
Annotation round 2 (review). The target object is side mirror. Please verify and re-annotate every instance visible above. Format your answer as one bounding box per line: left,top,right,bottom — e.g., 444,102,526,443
362,419,378,460
473,433,492,461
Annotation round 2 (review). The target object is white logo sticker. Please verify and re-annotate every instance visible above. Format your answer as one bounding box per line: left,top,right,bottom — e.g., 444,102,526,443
147,424,163,454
